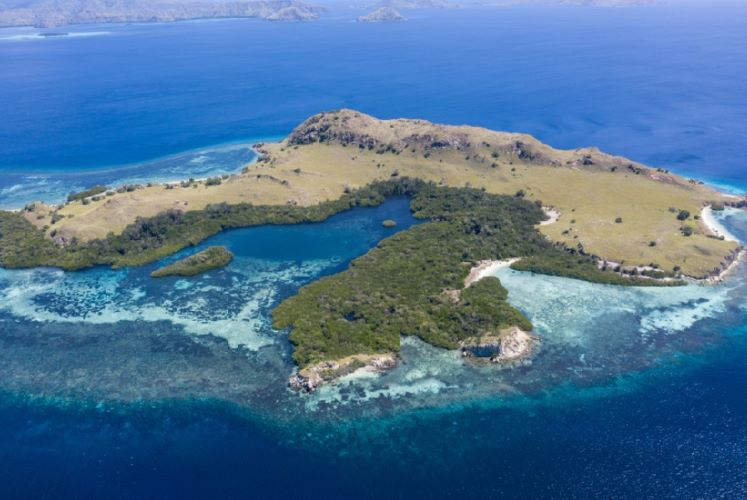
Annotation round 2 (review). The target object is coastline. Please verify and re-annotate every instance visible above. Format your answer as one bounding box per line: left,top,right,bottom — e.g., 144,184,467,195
289,353,398,392
696,205,744,284
693,247,745,285
0,139,276,213
464,258,521,288
701,205,740,243
461,260,537,364
3,109,746,284
0,137,279,177
460,327,538,365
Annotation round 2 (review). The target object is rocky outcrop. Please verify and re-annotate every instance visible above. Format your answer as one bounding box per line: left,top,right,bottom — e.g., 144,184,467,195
493,327,536,362
460,327,537,364
284,109,672,178
289,353,397,392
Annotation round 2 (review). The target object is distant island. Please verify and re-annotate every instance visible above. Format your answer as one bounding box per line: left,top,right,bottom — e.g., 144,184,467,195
0,0,324,28
1,109,743,390
472,0,655,6
366,0,456,9
358,6,406,22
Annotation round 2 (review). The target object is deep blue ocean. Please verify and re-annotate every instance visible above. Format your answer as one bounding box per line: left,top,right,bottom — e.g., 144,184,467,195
1,4,747,498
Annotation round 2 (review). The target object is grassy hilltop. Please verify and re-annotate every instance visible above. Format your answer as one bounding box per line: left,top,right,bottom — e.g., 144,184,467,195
16,109,737,277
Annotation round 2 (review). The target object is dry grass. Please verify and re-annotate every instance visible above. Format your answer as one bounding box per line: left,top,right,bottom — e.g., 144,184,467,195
24,109,738,277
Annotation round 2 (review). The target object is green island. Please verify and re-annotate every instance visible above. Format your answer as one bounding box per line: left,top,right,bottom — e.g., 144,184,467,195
1,109,744,390
150,246,233,278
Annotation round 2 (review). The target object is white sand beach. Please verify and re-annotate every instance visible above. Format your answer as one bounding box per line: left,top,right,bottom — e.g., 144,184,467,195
464,258,521,288
701,206,739,243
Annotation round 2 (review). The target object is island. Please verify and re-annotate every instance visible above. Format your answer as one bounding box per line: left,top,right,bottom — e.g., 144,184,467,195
0,0,323,28
357,7,406,22
1,109,743,390
470,0,654,6
368,0,457,9
150,246,233,278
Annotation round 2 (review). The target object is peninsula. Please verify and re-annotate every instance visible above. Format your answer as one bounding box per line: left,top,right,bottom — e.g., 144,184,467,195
0,109,743,389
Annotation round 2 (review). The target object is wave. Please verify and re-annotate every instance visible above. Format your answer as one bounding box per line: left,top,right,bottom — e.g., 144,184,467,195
0,31,110,42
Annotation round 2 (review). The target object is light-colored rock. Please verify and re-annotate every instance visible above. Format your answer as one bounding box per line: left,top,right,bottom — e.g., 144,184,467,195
289,353,397,392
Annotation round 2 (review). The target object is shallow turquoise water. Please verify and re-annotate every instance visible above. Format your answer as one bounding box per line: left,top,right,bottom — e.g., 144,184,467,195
0,141,265,209
1,204,746,497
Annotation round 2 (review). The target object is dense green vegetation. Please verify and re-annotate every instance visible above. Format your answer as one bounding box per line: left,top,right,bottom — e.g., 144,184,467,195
273,183,545,366
1,177,689,284
67,185,108,202
273,181,680,367
0,180,406,270
511,254,684,287
0,178,686,367
150,246,233,277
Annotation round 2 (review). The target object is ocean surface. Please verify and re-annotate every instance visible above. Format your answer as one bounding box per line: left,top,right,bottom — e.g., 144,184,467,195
1,4,747,498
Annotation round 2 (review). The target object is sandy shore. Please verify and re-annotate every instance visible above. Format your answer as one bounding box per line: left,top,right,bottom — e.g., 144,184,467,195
701,205,739,242
464,258,520,288
540,207,560,226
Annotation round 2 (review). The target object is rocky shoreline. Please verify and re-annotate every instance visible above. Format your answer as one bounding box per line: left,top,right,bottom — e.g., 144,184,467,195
288,353,398,392
694,247,745,285
460,327,538,365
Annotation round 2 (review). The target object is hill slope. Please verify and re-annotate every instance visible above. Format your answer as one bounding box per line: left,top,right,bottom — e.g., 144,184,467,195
16,109,742,277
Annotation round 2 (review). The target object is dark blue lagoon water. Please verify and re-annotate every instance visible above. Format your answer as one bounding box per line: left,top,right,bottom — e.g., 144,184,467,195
2,4,747,498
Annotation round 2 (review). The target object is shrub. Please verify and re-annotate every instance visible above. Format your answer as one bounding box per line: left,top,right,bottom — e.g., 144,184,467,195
67,185,107,203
